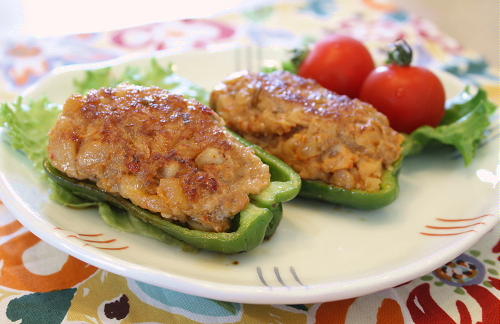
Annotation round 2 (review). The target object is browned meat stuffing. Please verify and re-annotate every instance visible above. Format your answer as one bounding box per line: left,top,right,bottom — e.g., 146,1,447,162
210,71,404,192
48,84,270,232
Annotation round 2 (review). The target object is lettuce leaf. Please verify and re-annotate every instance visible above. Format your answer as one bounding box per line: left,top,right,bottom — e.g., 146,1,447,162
50,182,193,250
97,203,193,250
0,97,60,172
403,88,497,164
52,180,189,245
262,40,312,74
74,59,209,104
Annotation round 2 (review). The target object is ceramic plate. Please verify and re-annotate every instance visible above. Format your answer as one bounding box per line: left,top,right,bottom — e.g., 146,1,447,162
0,46,498,304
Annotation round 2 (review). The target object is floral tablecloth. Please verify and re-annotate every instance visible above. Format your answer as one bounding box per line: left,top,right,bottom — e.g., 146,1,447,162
0,0,498,323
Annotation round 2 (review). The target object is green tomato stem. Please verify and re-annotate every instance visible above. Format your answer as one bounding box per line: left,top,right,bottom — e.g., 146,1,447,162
386,39,413,66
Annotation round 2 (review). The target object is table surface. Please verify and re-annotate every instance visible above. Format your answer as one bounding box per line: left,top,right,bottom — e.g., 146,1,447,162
0,0,498,323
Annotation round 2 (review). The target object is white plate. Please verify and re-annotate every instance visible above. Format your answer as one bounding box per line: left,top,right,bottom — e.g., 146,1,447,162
0,46,498,304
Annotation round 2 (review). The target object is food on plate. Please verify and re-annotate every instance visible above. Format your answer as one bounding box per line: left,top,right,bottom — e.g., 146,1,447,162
297,35,375,98
45,83,301,253
359,40,446,133
211,70,405,208
0,53,494,253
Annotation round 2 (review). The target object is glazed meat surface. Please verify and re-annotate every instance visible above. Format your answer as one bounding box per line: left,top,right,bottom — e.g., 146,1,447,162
211,71,404,192
48,84,270,232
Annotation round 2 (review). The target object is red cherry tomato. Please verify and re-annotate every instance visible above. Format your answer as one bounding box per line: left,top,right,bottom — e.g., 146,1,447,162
359,65,445,133
298,35,375,98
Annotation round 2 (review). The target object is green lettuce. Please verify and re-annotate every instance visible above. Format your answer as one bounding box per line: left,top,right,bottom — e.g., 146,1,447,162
0,98,60,172
75,59,209,104
403,88,497,165
50,188,191,250
262,47,309,74
262,39,313,74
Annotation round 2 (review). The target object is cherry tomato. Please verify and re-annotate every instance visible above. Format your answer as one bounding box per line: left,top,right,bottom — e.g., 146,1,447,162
359,65,445,134
359,40,445,133
298,35,375,98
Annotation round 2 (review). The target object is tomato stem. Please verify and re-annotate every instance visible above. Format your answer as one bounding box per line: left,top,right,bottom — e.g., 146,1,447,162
386,39,413,66
283,47,309,74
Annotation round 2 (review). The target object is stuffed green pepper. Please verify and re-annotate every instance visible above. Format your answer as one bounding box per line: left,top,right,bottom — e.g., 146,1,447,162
210,71,405,209
46,84,300,253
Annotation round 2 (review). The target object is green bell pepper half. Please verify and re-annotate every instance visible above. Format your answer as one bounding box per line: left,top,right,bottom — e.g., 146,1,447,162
43,134,300,254
228,130,302,208
299,156,403,209
231,128,401,210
